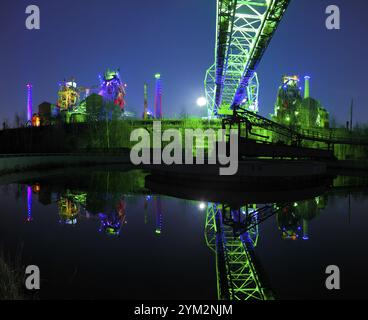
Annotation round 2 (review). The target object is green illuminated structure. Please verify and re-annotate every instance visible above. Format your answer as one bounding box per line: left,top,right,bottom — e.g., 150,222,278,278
272,75,330,130
205,203,268,301
205,0,291,117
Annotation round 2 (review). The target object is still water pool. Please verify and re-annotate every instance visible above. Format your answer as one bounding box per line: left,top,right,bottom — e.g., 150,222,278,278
0,168,367,300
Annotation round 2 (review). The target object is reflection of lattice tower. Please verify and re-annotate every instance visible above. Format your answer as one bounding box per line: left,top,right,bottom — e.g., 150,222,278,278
26,84,33,122
205,203,267,301
154,74,162,119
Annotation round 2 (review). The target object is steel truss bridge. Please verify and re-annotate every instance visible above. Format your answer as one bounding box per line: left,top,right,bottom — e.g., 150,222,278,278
205,0,368,148
205,203,286,300
203,1,292,301
205,0,291,117
203,0,363,301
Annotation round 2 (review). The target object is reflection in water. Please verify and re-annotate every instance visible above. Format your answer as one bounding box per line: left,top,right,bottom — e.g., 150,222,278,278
276,197,327,241
58,192,84,225
203,196,329,300
21,182,329,300
98,196,127,236
56,191,129,235
154,197,163,235
205,203,268,300
26,186,33,223
142,195,164,236
2,168,368,300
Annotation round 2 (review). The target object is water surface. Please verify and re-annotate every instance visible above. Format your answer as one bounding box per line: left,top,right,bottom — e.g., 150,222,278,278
0,168,367,300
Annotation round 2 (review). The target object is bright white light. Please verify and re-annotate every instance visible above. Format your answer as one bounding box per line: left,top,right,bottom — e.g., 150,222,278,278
196,97,207,107
198,202,206,210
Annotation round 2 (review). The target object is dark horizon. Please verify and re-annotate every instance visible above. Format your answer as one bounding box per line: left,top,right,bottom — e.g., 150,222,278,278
0,0,367,125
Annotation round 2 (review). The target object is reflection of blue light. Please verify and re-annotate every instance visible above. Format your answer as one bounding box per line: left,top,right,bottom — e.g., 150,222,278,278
65,219,77,225
303,236,309,240
98,213,121,234
27,186,33,222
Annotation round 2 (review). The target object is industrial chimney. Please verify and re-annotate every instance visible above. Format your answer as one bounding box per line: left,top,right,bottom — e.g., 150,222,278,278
26,83,33,123
154,74,162,119
143,83,148,119
304,76,310,99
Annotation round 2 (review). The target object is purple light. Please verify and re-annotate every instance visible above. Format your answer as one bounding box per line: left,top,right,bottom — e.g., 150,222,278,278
27,186,33,222
27,84,33,123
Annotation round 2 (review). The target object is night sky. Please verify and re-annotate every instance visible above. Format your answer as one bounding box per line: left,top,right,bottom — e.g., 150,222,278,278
0,0,367,125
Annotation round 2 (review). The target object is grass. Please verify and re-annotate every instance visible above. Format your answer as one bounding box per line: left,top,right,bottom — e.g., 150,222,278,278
0,250,26,300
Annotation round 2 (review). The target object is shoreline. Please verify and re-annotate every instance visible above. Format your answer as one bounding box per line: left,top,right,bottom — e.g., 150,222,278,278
0,153,367,180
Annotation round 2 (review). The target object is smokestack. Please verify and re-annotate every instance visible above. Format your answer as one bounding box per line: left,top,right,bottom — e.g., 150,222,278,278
143,83,148,119
27,83,33,123
350,99,354,132
154,74,162,119
304,76,310,99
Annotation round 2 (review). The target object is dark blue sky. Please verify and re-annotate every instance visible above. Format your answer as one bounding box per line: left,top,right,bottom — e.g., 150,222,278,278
1,0,367,125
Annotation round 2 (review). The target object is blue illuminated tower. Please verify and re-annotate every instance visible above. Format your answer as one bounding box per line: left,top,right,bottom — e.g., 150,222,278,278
26,84,33,123
154,74,162,119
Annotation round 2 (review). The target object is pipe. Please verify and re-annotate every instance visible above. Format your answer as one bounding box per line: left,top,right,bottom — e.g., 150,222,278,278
304,76,310,99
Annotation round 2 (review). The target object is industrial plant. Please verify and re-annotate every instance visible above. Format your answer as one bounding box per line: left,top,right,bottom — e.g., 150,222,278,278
272,75,329,129
1,0,368,303
27,69,164,127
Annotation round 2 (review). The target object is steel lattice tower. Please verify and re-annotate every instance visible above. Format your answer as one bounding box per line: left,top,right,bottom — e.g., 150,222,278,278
205,0,291,117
